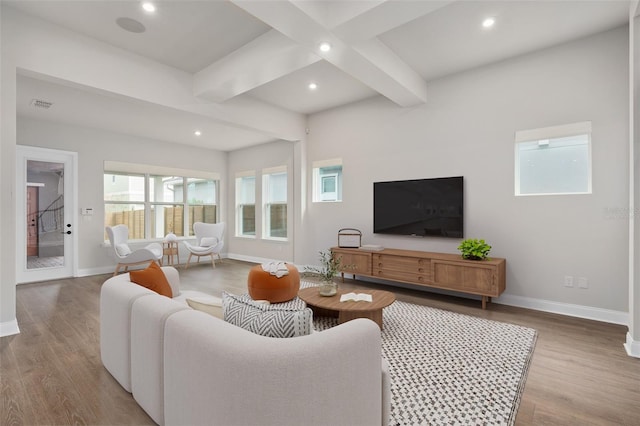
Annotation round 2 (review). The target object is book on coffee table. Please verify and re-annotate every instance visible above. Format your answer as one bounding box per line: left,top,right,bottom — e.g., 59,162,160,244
340,292,373,302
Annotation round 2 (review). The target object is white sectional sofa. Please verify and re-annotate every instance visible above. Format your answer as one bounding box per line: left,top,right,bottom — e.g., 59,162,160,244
100,266,390,426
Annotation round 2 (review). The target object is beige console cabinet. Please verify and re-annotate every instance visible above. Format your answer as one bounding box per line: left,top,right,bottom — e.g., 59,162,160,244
331,247,506,309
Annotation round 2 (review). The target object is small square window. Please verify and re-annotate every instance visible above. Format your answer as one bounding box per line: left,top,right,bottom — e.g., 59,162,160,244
515,122,592,196
312,159,342,202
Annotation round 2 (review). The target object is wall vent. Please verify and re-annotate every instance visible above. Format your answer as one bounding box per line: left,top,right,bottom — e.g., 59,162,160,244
30,99,53,109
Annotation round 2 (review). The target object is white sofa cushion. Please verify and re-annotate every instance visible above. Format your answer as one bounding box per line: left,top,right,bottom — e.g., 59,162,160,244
164,313,382,426
222,292,312,338
186,297,224,319
131,294,190,425
100,276,155,392
161,266,182,297
100,266,193,393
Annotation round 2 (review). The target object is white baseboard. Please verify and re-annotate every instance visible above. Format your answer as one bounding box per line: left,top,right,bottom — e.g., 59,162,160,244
77,266,115,277
330,274,629,326
0,319,20,337
624,332,640,358
494,294,628,325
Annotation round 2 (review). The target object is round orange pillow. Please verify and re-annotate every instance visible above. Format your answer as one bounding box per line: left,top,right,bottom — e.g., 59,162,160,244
247,264,300,303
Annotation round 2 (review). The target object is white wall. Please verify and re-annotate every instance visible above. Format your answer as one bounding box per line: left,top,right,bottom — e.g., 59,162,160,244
227,140,298,263
0,3,20,336
626,5,640,357
303,27,630,315
17,117,228,275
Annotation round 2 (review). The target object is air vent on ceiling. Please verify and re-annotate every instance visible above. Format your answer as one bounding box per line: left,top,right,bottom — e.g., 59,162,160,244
30,99,53,109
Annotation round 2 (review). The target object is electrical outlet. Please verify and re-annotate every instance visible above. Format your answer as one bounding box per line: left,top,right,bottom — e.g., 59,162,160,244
578,277,588,289
564,276,574,287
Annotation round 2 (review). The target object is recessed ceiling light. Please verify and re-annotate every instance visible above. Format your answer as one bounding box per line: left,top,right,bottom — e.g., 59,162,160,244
142,2,156,12
319,42,331,52
482,17,496,28
194,130,202,136
308,82,318,90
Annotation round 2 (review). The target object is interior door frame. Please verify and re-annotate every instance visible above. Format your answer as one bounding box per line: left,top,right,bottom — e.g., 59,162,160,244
16,145,78,283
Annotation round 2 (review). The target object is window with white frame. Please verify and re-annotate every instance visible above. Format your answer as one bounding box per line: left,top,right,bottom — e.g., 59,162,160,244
312,159,343,202
515,121,592,196
104,162,219,240
262,167,288,239
235,173,256,237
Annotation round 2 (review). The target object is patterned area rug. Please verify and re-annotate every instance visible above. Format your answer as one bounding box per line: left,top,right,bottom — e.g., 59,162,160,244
310,289,537,426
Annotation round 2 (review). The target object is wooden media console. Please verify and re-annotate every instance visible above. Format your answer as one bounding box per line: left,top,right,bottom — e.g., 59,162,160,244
331,247,506,309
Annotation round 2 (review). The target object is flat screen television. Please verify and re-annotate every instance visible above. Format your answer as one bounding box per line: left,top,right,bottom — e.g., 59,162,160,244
373,176,463,238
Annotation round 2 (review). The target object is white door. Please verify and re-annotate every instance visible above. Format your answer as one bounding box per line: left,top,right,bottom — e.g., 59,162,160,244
16,146,77,283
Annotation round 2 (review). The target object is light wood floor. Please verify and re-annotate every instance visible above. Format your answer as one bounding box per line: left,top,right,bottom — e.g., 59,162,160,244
1,259,639,425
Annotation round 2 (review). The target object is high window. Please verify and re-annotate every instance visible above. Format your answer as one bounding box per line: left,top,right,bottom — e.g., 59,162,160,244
262,167,288,239
312,159,343,202
104,162,219,240
515,121,592,196
235,173,256,237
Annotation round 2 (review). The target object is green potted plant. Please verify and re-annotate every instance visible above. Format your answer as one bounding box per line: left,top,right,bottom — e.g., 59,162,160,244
304,250,346,296
457,238,491,261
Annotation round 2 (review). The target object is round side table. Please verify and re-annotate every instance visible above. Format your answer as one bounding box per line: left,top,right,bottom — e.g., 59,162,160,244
163,241,179,266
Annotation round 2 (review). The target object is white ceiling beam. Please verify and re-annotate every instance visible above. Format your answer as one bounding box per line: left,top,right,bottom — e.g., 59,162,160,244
232,0,428,107
289,0,329,27
333,0,453,42
194,29,322,102
350,37,428,105
289,1,387,29
305,1,386,29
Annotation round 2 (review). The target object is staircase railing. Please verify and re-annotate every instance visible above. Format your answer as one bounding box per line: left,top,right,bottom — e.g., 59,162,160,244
38,195,64,233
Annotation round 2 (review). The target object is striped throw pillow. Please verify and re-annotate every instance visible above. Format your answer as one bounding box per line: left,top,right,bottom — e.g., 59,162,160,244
222,292,312,338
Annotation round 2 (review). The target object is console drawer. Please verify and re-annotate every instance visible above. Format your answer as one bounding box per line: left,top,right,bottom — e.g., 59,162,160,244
373,254,430,274
372,268,430,285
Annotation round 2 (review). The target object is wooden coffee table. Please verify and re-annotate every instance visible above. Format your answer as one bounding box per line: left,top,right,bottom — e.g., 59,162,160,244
298,287,395,329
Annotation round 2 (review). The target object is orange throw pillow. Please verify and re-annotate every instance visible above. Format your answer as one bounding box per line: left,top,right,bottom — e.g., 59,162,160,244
130,262,173,298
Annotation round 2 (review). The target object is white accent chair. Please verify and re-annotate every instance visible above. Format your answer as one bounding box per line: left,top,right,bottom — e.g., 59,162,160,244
183,222,225,269
106,225,163,276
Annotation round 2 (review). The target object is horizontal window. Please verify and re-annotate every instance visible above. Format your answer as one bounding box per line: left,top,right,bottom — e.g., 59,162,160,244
104,169,219,240
515,122,592,196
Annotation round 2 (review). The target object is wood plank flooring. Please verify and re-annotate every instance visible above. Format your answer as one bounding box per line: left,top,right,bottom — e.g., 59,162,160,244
1,259,638,425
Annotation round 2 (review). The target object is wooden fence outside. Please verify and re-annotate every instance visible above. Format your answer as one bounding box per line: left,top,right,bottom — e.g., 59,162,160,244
106,205,216,239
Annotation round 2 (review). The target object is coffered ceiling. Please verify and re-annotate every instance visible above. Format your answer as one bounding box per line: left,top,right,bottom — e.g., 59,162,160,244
7,0,632,151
